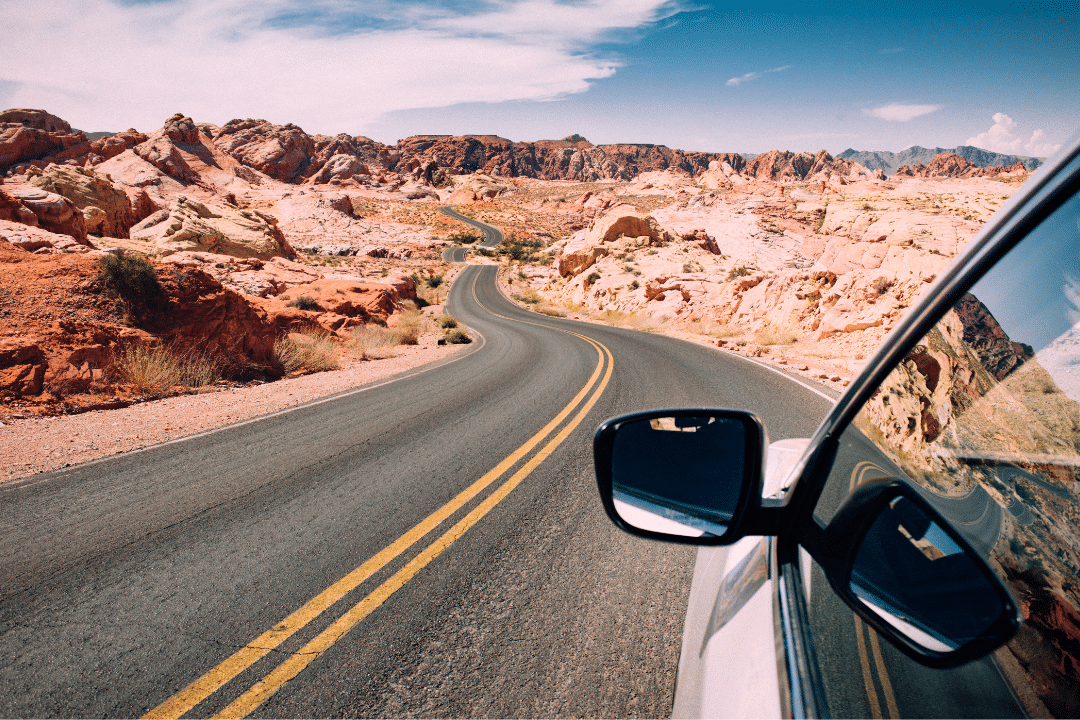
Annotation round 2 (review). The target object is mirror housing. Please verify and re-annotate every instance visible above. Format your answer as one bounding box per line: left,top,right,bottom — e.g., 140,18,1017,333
820,479,1021,667
593,408,767,545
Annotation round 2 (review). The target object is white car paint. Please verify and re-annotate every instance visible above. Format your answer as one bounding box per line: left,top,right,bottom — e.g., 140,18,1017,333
672,438,811,719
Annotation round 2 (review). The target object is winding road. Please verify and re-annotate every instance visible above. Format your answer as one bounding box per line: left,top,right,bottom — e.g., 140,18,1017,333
0,213,833,717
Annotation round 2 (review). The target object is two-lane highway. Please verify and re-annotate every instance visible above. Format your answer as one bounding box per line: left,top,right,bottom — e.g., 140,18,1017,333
0,249,832,717
440,206,502,261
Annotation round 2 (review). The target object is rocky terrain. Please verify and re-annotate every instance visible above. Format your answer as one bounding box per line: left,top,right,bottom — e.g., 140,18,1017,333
840,145,1043,175
0,105,1038,433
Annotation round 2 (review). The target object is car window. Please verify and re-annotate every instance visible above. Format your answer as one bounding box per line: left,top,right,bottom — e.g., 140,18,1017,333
807,188,1080,717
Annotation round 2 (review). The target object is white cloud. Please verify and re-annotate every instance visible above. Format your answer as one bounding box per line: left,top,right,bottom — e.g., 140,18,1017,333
865,103,940,122
966,113,1062,157
726,65,790,87
0,0,679,136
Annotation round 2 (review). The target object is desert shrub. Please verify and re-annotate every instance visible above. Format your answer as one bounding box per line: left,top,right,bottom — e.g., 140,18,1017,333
114,342,220,394
537,307,566,317
448,230,483,244
438,329,472,345
629,280,640,290
870,276,894,295
286,295,319,310
348,325,401,360
726,265,753,281
394,308,426,345
273,331,340,374
96,250,165,314
426,274,444,288
585,272,601,287
435,315,458,328
512,290,542,304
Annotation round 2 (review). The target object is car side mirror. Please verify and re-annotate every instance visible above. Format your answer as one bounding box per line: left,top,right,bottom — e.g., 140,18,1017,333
820,479,1021,667
593,409,767,545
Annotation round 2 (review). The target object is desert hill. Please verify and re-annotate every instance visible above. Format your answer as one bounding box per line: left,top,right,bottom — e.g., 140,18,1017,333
839,145,1043,174
0,107,1037,420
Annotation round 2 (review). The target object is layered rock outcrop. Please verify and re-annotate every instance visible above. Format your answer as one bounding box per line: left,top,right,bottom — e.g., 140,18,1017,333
26,164,134,238
131,196,295,259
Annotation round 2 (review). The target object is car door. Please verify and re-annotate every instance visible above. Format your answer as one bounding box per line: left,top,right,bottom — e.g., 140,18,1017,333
786,135,1080,717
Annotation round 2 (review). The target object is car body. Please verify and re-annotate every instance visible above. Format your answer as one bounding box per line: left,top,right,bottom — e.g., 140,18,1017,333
595,131,1080,718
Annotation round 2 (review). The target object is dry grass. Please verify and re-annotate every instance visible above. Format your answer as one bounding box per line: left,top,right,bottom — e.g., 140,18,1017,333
597,309,668,332
273,331,341,374
394,308,427,346
114,342,221,394
755,324,798,346
696,318,744,339
348,325,402,360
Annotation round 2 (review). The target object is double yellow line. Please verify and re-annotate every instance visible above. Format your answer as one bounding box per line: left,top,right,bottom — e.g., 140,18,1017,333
849,461,900,719
146,269,614,719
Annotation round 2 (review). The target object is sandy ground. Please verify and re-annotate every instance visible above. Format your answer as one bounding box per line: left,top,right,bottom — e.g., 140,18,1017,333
0,338,468,483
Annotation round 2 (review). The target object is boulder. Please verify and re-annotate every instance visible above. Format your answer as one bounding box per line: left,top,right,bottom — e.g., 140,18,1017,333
0,219,93,253
131,196,295,259
0,109,72,133
89,129,149,161
3,186,87,241
27,163,135,238
0,337,46,396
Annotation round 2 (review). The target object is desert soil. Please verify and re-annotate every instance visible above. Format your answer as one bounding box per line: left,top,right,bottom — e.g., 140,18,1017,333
0,336,465,482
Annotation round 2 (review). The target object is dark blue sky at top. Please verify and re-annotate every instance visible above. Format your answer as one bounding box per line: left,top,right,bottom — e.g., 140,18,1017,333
363,0,1079,153
2,0,1076,154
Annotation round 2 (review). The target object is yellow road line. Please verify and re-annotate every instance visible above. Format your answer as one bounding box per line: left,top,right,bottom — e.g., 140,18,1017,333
145,337,609,719
849,463,899,719
854,616,883,719
146,268,613,719
216,340,614,718
868,627,900,717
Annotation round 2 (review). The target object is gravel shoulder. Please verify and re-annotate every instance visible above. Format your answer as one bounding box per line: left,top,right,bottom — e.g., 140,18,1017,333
0,337,467,483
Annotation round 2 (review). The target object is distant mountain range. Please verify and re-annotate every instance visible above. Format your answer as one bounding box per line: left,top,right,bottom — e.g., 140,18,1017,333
838,146,1043,174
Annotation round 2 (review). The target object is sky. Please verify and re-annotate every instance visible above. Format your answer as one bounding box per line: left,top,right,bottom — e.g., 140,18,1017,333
1,0,1077,156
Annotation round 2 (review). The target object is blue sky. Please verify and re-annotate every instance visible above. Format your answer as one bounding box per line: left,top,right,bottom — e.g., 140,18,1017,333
1,0,1076,156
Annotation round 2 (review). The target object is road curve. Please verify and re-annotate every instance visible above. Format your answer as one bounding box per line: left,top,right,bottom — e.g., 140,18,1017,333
440,206,502,261
0,264,832,717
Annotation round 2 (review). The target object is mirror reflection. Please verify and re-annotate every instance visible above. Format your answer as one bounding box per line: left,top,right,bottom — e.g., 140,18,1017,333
849,495,1006,653
610,413,747,537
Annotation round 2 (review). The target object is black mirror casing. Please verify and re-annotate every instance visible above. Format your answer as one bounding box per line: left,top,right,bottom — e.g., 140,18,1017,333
818,479,1021,668
593,408,767,545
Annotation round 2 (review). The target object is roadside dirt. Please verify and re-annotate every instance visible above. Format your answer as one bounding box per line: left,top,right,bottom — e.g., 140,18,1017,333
0,335,466,482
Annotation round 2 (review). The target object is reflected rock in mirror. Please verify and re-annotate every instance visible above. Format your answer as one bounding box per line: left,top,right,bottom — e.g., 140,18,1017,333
848,495,1007,653
609,413,747,537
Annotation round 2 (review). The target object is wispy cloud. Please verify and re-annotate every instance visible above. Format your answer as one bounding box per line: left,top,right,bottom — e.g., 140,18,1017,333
966,112,1062,157
0,0,682,135
725,65,791,87
864,103,940,122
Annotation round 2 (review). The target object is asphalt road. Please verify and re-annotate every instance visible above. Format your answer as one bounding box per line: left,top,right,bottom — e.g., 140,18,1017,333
0,251,832,717
440,206,502,261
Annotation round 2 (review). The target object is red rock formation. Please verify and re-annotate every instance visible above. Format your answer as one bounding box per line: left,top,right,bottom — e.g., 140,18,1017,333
742,149,871,182
0,109,73,133
90,129,149,161
893,153,1031,179
27,164,135,238
2,184,87,241
0,240,287,403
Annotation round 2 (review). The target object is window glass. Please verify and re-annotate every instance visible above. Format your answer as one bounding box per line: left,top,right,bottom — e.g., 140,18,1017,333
809,189,1080,718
